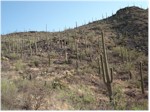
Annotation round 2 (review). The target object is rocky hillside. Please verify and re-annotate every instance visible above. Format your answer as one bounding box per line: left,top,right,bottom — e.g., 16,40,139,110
1,6,148,110
2,6,148,54
80,6,148,54
3,6,148,54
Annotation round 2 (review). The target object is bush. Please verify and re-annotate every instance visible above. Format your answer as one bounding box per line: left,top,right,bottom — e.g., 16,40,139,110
5,53,20,60
33,60,39,67
58,85,96,110
131,100,148,110
14,60,24,71
1,79,18,110
113,85,126,110
123,62,135,72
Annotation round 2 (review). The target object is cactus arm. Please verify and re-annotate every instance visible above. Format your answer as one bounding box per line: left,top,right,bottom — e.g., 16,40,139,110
110,68,113,83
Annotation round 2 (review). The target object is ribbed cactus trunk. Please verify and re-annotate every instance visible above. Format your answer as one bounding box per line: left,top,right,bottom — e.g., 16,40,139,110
44,81,47,86
100,31,113,102
100,55,113,102
48,53,51,67
76,39,79,71
29,74,32,80
29,40,32,56
65,51,68,63
120,47,124,62
16,40,19,54
65,44,68,63
85,36,87,55
98,36,101,54
140,61,145,94
34,41,37,55
21,40,23,58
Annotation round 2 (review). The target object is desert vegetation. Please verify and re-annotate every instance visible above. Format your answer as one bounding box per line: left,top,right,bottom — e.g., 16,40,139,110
1,6,148,110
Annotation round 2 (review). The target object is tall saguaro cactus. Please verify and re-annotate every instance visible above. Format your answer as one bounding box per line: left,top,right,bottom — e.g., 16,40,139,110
29,40,33,56
140,61,145,94
76,39,79,71
64,42,68,63
48,53,51,67
75,22,79,71
100,31,113,102
34,41,38,55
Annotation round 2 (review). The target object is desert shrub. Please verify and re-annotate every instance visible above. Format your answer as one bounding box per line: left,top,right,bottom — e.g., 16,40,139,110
5,53,20,60
80,65,96,75
58,85,96,110
112,46,144,62
123,62,135,72
14,60,24,71
130,100,148,110
129,49,143,61
113,85,127,110
14,79,47,110
33,60,39,67
21,85,46,110
50,51,58,59
1,79,18,110
112,46,121,56
51,78,67,90
136,53,148,65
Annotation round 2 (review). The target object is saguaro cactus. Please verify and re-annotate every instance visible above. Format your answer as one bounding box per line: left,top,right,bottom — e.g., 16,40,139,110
48,53,51,67
140,61,145,94
76,39,79,71
65,51,68,63
34,41,38,55
85,36,88,55
64,42,68,63
29,74,32,80
100,31,113,102
29,40,33,56
44,81,47,86
20,39,24,58
98,36,101,54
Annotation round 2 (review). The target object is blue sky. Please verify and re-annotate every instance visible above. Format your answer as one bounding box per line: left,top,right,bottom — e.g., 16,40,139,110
1,0,148,34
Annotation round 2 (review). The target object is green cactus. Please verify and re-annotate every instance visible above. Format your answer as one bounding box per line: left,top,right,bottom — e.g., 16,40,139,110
120,47,124,62
29,74,32,80
140,61,145,94
20,40,23,58
98,36,101,54
85,36,88,55
120,47,131,63
44,81,47,86
48,53,51,67
16,40,19,54
100,31,113,102
76,39,79,71
100,54,113,102
129,70,132,79
64,44,68,63
128,50,131,62
29,40,33,56
34,41,38,55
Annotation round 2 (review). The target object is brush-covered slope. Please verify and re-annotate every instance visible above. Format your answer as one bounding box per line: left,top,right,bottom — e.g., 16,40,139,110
1,6,148,110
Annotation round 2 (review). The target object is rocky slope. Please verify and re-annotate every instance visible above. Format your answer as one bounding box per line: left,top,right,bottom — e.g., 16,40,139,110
1,6,148,110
